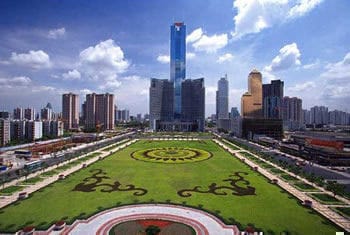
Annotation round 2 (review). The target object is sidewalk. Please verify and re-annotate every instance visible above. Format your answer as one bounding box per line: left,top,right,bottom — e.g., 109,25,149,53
214,138,350,232
0,139,138,209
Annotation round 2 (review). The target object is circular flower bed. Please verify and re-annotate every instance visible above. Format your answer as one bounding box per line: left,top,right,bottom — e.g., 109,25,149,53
131,147,212,164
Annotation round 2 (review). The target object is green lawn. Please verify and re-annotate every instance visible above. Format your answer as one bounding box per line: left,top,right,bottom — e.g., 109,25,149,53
333,207,350,219
20,177,44,185
0,140,341,234
293,182,319,192
0,186,25,195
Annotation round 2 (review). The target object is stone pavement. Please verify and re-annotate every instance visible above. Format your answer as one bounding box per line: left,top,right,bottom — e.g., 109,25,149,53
214,138,350,232
0,139,138,209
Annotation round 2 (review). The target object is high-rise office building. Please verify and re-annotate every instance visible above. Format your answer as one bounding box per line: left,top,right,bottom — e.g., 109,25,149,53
263,80,284,119
216,75,229,119
241,69,263,118
24,108,35,121
10,120,25,141
181,78,205,131
13,107,24,120
41,103,53,120
62,93,79,130
149,78,174,130
282,96,303,130
170,22,186,119
310,106,328,125
85,93,115,131
25,121,42,141
0,119,10,146
0,111,9,119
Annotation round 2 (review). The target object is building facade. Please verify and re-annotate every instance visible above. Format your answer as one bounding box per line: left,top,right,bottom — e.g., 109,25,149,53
24,108,35,121
282,96,303,130
216,75,229,119
263,79,284,119
25,121,43,141
85,93,115,131
62,93,79,130
0,119,10,146
13,107,24,120
310,106,329,125
170,22,186,119
241,69,263,118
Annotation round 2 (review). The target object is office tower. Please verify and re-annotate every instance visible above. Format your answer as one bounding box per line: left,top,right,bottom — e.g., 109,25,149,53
310,106,328,125
216,75,229,119
0,111,9,119
10,120,25,141
170,22,186,119
303,109,311,125
149,78,174,130
85,93,115,131
24,108,35,120
230,107,240,118
13,107,24,120
181,78,205,131
0,119,10,146
62,93,79,130
263,80,284,119
41,103,53,120
282,96,303,130
25,121,43,141
241,69,263,118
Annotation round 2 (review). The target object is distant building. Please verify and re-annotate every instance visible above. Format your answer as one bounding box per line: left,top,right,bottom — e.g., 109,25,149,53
41,103,53,120
24,108,35,121
310,106,328,125
62,93,79,130
25,121,43,141
303,109,311,125
43,120,64,137
171,22,186,119
0,119,10,146
329,110,350,126
13,107,24,120
282,96,303,130
230,107,240,118
149,78,174,130
116,109,130,122
242,118,283,140
263,80,284,119
85,93,115,131
10,120,26,141
241,69,263,118
216,75,229,119
0,111,9,119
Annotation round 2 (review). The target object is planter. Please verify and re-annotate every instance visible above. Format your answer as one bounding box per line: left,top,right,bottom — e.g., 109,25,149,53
252,166,258,171
240,158,246,162
271,179,278,184
18,192,27,200
21,226,35,235
58,174,65,180
303,200,313,207
54,220,66,230
82,164,87,168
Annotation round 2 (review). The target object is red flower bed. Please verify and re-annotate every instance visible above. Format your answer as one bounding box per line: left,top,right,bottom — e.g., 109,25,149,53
138,219,172,228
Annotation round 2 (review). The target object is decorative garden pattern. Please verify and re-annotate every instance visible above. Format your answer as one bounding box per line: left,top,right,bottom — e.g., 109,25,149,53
178,172,256,197
131,147,212,164
73,169,148,196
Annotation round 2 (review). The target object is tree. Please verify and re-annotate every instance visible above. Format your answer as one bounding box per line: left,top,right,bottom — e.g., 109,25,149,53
145,225,161,235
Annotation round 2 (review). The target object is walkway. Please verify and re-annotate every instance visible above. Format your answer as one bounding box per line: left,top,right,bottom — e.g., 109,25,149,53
213,138,350,232
0,139,138,209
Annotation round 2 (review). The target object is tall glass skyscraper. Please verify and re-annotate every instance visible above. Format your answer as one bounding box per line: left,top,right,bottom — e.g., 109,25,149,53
170,22,186,119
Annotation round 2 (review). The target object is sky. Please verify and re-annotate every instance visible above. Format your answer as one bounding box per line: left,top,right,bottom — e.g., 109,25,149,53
0,0,349,116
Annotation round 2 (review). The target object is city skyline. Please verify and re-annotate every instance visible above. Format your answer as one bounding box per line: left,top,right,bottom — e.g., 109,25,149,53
0,0,350,115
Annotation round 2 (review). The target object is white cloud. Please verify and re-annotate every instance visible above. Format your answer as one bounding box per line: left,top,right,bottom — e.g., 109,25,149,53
10,50,51,69
232,0,324,39
217,53,233,63
186,52,196,60
186,28,203,43
303,59,320,69
288,0,323,18
62,69,81,80
156,54,170,64
0,76,32,88
48,27,66,39
192,33,228,53
287,81,316,92
321,52,350,81
265,42,301,72
79,39,129,89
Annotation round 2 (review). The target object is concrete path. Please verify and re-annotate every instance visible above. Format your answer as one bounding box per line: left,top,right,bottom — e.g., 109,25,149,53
214,138,350,232
0,139,138,209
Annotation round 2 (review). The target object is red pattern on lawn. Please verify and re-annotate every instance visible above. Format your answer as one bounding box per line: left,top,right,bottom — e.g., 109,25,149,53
138,219,173,228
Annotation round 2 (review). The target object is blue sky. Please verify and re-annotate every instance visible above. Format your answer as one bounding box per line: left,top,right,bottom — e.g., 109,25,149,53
0,0,349,116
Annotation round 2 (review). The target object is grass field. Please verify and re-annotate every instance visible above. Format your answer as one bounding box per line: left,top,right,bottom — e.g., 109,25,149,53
0,140,341,234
